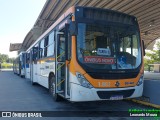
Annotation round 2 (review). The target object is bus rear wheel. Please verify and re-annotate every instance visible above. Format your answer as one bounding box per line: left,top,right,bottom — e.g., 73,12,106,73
31,78,36,85
49,75,61,102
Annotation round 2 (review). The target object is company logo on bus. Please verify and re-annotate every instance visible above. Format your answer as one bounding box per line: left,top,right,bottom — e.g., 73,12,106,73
115,81,120,87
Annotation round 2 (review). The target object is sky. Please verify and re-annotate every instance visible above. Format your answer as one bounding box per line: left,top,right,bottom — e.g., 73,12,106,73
0,0,46,58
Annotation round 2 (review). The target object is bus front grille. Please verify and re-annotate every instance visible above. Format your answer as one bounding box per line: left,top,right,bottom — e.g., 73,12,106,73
97,89,135,99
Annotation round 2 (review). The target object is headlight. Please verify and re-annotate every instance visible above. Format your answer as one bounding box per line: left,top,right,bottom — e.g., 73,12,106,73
137,74,144,86
76,72,93,89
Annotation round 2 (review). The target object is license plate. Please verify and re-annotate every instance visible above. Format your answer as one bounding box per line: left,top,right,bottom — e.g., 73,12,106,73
110,95,123,100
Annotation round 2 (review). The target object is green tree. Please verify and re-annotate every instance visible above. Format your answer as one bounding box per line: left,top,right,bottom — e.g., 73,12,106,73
0,54,9,63
8,57,15,63
144,41,160,70
0,53,14,63
156,41,160,59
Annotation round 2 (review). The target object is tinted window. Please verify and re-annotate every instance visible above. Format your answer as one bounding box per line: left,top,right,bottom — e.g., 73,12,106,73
39,39,44,58
77,23,141,70
47,31,54,56
44,36,49,57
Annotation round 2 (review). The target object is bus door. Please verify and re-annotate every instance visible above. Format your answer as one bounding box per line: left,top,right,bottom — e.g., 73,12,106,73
31,47,38,84
30,50,33,83
55,25,70,98
19,56,21,76
21,53,26,77
26,52,30,79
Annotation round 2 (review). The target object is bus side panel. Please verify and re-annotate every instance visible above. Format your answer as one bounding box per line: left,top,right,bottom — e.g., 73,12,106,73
37,59,55,89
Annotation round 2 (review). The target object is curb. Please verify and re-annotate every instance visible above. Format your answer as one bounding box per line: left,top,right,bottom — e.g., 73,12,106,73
128,99,160,109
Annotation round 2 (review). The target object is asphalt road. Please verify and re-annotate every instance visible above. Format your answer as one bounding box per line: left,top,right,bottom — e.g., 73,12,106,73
144,71,160,80
0,70,155,120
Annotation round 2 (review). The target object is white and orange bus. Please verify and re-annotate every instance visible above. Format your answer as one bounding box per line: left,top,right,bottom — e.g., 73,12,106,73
13,52,25,77
17,6,145,102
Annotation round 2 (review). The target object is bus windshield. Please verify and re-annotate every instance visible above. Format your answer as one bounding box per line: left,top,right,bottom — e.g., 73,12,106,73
77,23,141,71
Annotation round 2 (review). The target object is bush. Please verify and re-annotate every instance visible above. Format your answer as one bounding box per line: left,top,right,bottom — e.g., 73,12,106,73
1,63,13,69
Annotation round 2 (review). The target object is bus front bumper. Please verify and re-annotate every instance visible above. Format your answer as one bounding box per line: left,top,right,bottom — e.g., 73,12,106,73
70,83,143,102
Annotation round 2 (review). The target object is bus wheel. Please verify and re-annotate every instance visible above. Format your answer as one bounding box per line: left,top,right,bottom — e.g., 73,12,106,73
20,75,24,78
31,79,36,85
49,75,61,102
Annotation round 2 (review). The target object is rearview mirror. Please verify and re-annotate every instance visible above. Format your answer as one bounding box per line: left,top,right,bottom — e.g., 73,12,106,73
142,40,145,56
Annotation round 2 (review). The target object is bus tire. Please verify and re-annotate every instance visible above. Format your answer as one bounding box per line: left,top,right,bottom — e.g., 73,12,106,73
20,75,24,78
31,79,36,85
49,75,61,102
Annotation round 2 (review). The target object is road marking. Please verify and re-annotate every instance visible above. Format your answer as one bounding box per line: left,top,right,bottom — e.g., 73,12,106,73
128,99,160,109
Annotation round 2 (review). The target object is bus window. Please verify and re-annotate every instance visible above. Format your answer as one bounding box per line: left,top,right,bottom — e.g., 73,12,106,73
33,44,39,60
44,36,49,57
39,39,44,58
58,34,65,62
77,23,141,70
47,31,54,57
